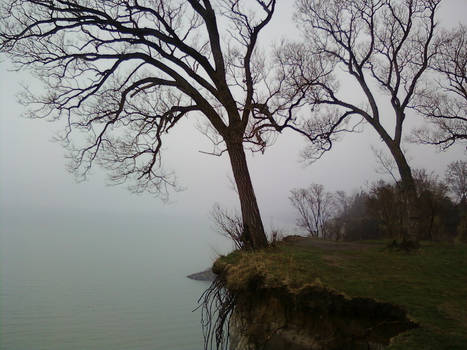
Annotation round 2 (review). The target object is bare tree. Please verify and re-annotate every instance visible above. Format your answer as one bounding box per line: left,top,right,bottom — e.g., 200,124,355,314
414,168,451,240
412,25,467,149
290,188,315,236
368,180,403,239
279,0,447,241
0,0,306,249
210,204,245,250
445,160,467,204
290,184,335,239
372,146,399,183
325,190,351,241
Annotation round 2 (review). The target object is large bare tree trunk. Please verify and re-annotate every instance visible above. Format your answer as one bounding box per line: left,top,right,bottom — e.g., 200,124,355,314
389,145,419,242
227,142,268,249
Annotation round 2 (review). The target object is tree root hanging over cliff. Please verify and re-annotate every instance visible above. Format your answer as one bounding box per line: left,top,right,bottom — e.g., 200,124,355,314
197,276,236,350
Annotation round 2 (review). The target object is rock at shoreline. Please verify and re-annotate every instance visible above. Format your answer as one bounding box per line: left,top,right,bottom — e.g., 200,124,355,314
187,268,216,282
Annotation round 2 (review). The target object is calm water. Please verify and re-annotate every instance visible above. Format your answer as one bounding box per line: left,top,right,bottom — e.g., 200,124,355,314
0,213,223,350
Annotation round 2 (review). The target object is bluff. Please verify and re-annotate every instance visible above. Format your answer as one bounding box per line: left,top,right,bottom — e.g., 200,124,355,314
211,239,467,350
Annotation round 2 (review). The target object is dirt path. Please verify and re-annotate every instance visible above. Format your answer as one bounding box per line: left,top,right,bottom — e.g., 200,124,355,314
283,236,374,251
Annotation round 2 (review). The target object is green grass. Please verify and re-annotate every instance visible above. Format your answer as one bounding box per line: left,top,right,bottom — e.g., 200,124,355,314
214,239,467,349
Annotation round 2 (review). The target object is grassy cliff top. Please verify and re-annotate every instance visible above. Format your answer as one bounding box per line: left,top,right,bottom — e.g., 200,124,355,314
213,238,467,350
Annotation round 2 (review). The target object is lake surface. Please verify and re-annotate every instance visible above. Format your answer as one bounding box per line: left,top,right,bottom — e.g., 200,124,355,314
0,213,226,350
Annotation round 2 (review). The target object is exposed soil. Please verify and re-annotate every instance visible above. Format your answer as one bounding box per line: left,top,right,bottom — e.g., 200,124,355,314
229,281,417,350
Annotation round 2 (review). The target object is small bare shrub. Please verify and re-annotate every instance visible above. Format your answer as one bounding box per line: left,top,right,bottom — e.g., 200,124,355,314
211,204,247,250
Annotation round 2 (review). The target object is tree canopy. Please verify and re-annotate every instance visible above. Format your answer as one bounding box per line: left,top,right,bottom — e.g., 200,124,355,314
1,0,465,246
277,0,465,241
0,0,308,248
413,24,467,149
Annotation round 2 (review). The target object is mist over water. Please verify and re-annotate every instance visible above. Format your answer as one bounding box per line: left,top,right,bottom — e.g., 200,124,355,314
0,210,228,350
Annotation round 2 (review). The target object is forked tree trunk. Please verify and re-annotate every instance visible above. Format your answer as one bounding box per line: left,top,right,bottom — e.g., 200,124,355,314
227,141,268,249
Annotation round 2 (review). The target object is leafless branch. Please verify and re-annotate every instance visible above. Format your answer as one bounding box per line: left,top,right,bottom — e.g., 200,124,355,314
411,24,467,150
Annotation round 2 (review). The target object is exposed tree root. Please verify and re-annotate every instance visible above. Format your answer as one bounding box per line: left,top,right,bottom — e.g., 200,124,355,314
197,276,236,350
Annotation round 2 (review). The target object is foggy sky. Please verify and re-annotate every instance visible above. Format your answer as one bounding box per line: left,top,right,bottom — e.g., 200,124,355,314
1,1,466,263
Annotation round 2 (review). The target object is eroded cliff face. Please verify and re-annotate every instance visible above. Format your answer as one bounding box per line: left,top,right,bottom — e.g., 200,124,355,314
212,260,417,350
227,283,417,350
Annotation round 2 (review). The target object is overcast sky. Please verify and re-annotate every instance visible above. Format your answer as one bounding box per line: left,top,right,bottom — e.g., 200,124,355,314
1,1,466,263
